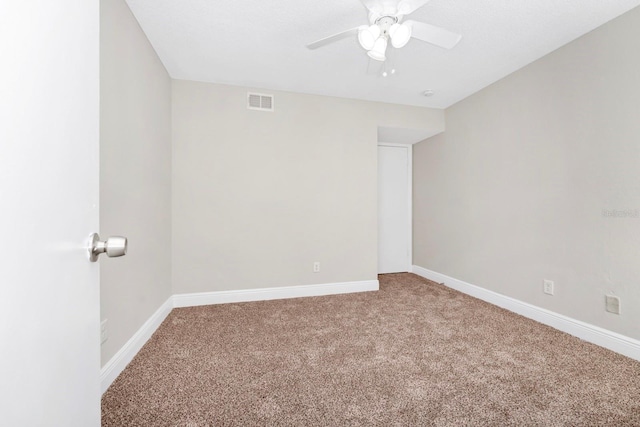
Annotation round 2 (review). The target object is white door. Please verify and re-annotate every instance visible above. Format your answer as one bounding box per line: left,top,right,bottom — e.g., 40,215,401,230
0,2,101,426
378,145,412,274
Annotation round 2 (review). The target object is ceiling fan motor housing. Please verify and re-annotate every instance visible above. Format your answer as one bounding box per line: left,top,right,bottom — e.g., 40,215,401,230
375,15,400,37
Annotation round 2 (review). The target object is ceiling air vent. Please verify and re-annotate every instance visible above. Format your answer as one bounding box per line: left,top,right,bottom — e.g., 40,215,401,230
247,92,274,111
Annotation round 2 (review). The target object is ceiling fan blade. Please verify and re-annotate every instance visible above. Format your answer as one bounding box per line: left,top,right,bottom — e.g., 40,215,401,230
306,27,360,50
360,0,384,14
397,0,431,15
405,20,462,49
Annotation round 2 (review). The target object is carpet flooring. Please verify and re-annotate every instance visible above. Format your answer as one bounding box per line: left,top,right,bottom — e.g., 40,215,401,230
102,273,640,426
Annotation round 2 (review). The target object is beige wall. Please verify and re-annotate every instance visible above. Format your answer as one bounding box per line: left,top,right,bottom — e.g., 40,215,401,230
100,0,172,365
172,80,443,294
414,7,640,340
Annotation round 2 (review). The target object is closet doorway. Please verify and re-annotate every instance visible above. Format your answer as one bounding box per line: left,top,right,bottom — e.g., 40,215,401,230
378,144,412,274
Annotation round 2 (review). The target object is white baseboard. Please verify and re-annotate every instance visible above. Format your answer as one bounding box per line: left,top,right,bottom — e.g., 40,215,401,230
101,279,379,394
173,279,379,308
412,265,640,362
100,297,173,394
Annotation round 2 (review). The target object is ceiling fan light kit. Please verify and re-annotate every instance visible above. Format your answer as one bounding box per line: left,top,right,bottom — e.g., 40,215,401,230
307,0,462,65
367,35,388,61
358,24,380,50
358,16,412,61
389,22,411,48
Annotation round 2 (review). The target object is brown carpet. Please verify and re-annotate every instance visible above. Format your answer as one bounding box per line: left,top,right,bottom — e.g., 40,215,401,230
102,273,640,426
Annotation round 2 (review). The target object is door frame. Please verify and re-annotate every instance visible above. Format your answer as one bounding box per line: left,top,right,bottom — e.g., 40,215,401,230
378,142,413,273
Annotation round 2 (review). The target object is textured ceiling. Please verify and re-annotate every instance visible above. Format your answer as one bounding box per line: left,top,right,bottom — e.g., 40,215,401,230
125,0,640,109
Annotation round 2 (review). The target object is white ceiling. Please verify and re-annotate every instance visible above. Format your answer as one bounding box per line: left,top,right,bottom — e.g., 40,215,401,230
126,0,640,109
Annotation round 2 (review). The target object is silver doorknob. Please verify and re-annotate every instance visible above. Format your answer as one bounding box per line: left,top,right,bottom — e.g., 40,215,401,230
88,233,128,262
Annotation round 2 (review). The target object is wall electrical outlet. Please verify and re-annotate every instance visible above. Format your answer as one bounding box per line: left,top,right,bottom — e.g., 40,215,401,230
543,280,554,295
605,295,621,315
101,319,108,345
313,261,320,273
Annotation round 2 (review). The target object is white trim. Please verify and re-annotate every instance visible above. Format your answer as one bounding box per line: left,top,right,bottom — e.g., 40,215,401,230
378,143,412,274
100,297,173,394
173,280,379,308
412,265,640,362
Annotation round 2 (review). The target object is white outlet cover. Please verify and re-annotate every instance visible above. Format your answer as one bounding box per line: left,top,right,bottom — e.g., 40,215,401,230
543,280,554,295
605,295,621,314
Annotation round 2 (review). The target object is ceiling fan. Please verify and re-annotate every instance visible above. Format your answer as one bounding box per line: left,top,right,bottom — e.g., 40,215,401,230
306,0,462,62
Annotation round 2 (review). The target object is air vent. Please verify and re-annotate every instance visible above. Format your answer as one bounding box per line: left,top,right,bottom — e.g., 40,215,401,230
247,92,274,111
